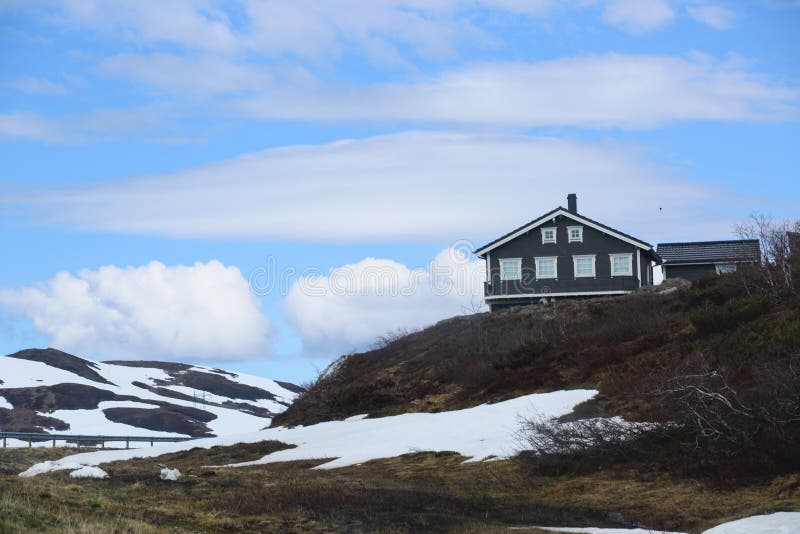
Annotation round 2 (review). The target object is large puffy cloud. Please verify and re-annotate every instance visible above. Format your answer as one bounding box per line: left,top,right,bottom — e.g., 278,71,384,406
7,131,745,244
284,248,485,358
0,261,272,361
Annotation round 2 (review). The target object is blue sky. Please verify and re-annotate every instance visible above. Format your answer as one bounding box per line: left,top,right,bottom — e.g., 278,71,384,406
1,0,798,384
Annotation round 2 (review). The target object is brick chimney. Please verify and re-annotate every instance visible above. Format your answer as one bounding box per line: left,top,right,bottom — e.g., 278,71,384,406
567,193,578,214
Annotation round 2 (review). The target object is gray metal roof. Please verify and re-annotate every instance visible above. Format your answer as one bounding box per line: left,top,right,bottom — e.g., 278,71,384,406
657,240,760,264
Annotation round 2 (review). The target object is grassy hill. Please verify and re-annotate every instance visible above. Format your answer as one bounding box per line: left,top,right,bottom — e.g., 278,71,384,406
275,275,799,429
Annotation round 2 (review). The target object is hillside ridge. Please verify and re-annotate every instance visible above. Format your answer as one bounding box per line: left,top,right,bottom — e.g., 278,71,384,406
0,349,302,437
274,275,799,430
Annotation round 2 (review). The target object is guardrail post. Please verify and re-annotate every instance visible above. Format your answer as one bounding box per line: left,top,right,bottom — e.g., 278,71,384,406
150,440,154,447
2,437,6,448
52,438,56,448
101,441,105,449
126,439,130,450
28,439,32,449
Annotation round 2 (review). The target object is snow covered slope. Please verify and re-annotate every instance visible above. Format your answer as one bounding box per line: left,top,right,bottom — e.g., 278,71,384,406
0,348,301,438
20,389,596,475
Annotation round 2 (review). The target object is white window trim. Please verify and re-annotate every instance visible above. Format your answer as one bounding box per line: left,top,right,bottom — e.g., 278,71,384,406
715,263,737,274
610,253,633,277
567,225,583,243
499,258,522,281
572,254,596,278
541,227,557,244
535,256,558,279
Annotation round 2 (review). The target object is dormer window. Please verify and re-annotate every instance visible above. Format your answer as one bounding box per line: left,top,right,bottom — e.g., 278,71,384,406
541,227,556,244
568,226,583,243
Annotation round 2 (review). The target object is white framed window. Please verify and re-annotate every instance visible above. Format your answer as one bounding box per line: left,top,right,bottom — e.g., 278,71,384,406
573,255,596,278
541,227,557,244
715,263,736,274
610,253,633,276
499,258,522,280
535,256,558,279
567,226,583,243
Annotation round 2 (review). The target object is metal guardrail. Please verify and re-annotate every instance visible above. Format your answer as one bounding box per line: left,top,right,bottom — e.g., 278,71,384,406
0,431,196,449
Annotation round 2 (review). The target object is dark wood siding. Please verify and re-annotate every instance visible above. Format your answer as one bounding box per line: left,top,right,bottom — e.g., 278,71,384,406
663,263,716,282
485,213,652,299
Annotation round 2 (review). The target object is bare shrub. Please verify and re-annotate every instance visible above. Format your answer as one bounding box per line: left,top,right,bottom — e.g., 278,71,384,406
657,354,800,457
370,326,418,350
516,413,667,472
735,214,800,298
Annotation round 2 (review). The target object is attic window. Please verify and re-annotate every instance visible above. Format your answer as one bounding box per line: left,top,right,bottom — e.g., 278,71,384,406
610,253,633,276
568,226,583,243
499,258,522,280
541,227,556,244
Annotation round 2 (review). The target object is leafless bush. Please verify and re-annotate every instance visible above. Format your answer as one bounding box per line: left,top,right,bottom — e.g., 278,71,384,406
517,413,664,464
658,354,800,457
370,326,418,350
735,214,800,298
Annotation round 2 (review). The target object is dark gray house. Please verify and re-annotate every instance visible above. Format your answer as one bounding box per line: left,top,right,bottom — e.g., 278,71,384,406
657,240,760,282
475,194,661,310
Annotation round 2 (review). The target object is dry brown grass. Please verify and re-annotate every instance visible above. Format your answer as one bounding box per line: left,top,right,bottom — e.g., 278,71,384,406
3,444,797,533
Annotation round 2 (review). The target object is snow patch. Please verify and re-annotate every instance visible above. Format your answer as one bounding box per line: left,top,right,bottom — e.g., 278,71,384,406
535,527,686,533
532,512,800,534
701,512,800,534
0,395,12,409
20,389,597,476
69,466,109,479
20,460,85,477
159,466,181,481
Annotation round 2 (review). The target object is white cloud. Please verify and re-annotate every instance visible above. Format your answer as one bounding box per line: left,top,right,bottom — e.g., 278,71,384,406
35,0,554,64
54,0,240,53
97,54,272,96
1,76,66,95
284,248,485,357
0,106,176,143
686,4,735,29
0,261,272,361
602,0,675,33
0,113,70,142
232,54,798,127
6,131,742,243
94,52,798,129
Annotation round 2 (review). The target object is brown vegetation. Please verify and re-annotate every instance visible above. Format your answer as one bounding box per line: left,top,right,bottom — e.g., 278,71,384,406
275,272,799,432
2,444,798,533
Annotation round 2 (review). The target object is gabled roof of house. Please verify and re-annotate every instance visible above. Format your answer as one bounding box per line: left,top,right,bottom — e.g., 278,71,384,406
656,240,760,265
474,206,659,260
